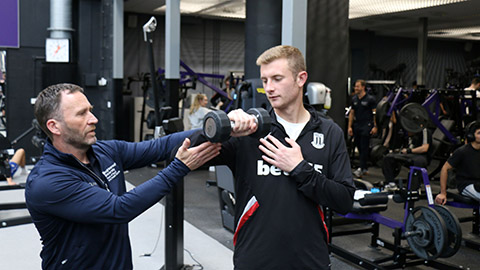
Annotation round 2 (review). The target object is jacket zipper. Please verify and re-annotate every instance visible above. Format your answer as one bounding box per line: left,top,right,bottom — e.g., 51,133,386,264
74,159,111,192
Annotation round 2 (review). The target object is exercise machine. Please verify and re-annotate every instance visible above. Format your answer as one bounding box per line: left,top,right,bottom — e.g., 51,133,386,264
327,166,464,269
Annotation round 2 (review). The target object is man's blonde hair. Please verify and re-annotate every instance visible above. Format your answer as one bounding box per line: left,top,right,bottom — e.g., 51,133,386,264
256,45,306,76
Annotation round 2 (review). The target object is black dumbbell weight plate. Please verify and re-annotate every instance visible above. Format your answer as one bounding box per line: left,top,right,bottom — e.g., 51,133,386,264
246,108,271,139
203,111,231,142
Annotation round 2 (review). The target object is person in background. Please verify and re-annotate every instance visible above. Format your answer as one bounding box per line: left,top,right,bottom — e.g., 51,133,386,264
465,77,480,116
211,75,234,112
348,79,377,178
189,93,213,129
25,83,221,269
412,81,418,90
465,77,480,92
435,121,480,204
2,148,26,186
382,126,432,190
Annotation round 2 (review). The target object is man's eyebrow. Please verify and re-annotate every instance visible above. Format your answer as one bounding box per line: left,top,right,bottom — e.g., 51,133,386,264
261,74,283,78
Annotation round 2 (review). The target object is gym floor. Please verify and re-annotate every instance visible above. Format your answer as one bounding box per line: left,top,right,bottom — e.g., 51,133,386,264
2,161,480,269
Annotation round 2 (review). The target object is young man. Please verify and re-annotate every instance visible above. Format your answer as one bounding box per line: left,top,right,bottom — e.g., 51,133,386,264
25,83,220,269
348,79,377,177
189,45,355,269
435,121,480,204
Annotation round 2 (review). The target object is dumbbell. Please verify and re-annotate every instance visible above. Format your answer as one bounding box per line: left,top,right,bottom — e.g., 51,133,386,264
203,108,271,142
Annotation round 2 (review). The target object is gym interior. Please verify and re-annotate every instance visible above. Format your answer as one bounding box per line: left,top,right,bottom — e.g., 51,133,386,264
1,0,480,269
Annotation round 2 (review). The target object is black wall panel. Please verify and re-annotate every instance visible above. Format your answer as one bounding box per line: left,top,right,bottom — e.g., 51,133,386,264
5,0,49,160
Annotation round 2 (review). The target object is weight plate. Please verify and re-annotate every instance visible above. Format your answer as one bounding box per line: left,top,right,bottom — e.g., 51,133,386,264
203,111,231,142
435,205,462,258
405,206,447,260
246,108,271,139
399,103,429,133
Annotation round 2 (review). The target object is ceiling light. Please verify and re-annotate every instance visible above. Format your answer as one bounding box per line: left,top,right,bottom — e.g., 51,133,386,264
429,26,480,40
349,0,469,19
154,0,245,18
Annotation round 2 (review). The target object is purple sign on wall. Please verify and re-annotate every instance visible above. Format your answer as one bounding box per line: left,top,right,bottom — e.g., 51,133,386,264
0,0,19,48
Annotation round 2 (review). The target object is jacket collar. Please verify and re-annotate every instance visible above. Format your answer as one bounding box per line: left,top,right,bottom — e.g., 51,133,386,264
269,104,323,128
43,139,95,166
268,104,323,137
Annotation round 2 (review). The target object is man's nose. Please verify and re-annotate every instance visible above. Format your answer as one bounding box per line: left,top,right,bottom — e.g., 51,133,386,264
264,80,274,92
88,112,98,124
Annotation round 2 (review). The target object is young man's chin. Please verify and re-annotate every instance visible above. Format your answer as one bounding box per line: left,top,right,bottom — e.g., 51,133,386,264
268,98,282,107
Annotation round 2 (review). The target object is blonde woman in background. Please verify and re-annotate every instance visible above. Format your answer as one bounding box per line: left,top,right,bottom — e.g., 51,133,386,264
189,94,212,129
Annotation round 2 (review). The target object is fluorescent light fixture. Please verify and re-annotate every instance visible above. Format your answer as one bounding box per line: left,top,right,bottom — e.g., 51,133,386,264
349,0,469,19
429,26,480,40
153,0,469,23
154,5,166,12
198,1,245,19
154,0,245,19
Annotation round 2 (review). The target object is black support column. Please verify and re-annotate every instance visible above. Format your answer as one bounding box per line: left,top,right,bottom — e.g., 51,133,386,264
417,17,428,87
76,0,119,140
164,177,184,270
306,0,349,129
163,1,183,270
244,0,282,80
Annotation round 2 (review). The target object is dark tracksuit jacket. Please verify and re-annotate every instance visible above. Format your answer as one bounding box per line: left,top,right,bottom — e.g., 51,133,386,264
190,106,355,270
25,130,195,269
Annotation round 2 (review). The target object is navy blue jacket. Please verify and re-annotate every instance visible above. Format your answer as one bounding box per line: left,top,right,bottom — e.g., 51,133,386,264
25,130,194,269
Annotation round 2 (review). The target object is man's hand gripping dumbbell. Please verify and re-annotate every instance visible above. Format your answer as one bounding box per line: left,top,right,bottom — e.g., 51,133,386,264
202,108,271,142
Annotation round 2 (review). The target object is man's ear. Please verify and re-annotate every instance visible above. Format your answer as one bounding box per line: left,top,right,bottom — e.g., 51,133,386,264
46,119,61,136
296,71,308,87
